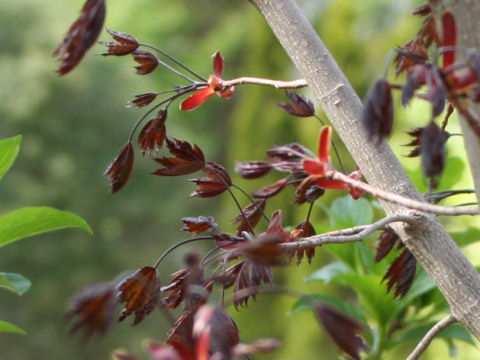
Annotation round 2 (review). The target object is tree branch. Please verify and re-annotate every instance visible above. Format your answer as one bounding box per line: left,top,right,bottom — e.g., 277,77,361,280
406,315,457,360
218,77,307,90
250,0,480,338
329,171,479,216
281,214,417,251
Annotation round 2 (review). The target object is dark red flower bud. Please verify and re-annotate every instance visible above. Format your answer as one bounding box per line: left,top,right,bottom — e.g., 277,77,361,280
361,79,393,144
100,28,139,56
132,49,159,75
420,121,447,180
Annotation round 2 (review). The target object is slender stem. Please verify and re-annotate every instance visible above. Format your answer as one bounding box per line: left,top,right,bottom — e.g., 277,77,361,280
153,236,214,269
140,43,207,82
329,171,480,216
231,184,270,222
406,315,457,360
218,77,307,90
281,214,417,251
441,104,454,130
128,85,199,142
154,55,197,83
306,201,314,223
430,189,475,203
204,164,256,235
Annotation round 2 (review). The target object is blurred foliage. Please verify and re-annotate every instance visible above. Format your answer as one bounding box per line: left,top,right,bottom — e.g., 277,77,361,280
1,0,480,359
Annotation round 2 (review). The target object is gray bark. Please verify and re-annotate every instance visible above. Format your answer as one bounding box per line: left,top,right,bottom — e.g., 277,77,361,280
250,0,480,338
428,0,480,206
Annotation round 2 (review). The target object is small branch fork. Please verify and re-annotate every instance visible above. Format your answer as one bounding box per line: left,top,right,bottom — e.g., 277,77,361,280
406,315,457,360
281,214,417,251
329,171,480,216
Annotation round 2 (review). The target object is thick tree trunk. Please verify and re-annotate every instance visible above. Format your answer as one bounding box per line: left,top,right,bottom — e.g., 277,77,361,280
428,0,480,205
250,0,480,338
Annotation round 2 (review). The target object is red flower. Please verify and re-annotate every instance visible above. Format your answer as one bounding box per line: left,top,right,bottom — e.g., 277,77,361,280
303,126,364,199
181,52,234,111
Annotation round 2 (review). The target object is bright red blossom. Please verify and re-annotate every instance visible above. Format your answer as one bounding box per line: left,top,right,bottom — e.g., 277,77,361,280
303,126,364,199
181,51,234,111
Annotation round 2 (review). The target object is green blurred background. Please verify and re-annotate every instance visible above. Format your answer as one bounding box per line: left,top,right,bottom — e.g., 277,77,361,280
2,0,480,359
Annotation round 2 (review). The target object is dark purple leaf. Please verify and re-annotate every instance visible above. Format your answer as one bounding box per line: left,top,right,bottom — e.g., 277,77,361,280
132,49,159,75
252,178,288,199
127,93,158,108
138,109,167,155
361,79,394,144
67,283,117,340
315,304,367,360
277,91,315,117
420,121,447,179
54,0,106,75
181,216,219,234
232,199,266,235
104,142,134,193
383,249,417,298
117,267,161,325
100,28,139,56
375,229,399,262
235,161,272,179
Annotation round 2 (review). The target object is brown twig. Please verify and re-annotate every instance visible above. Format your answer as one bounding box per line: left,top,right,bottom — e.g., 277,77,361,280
218,77,307,90
406,315,457,360
328,171,480,216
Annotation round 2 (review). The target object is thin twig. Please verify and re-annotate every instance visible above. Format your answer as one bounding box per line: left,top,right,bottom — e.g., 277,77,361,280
329,171,480,216
406,315,457,360
231,184,270,223
218,77,307,90
153,236,214,269
281,214,416,251
140,43,208,82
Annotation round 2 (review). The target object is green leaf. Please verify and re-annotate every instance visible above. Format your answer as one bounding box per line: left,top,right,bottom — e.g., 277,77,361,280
0,320,26,334
450,227,480,247
407,156,465,193
395,267,436,313
0,135,22,182
0,273,31,295
291,293,366,324
321,196,374,228
436,156,465,191
390,322,474,349
0,207,92,247
333,273,396,329
305,261,351,283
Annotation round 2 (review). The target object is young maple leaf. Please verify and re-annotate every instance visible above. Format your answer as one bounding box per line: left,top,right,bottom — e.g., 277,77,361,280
361,79,394,144
66,283,117,340
232,199,266,235
104,142,135,193
132,49,159,75
117,266,161,325
315,304,368,360
138,109,168,155
153,138,205,176
100,28,139,56
181,216,219,235
223,260,273,308
383,248,417,298
180,51,234,111
54,0,106,75
189,162,232,198
276,91,315,117
375,229,400,263
292,220,316,264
